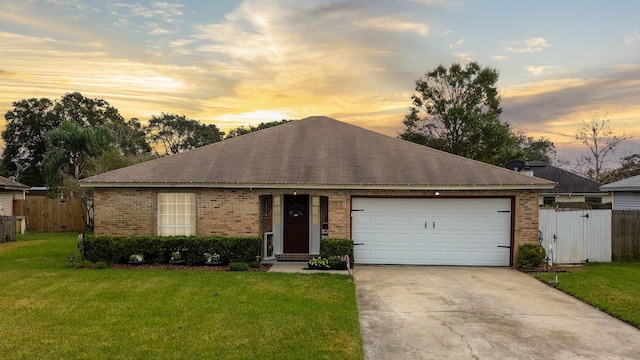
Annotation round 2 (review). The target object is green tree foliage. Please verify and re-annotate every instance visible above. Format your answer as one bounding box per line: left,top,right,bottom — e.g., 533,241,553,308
512,133,556,164
401,62,554,166
599,154,640,184
225,119,295,139
42,120,113,194
1,98,58,185
145,113,224,155
575,116,632,183
52,92,150,155
52,92,121,127
85,149,156,178
1,93,150,186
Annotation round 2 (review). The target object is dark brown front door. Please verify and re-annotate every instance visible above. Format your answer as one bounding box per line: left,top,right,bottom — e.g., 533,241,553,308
283,194,309,253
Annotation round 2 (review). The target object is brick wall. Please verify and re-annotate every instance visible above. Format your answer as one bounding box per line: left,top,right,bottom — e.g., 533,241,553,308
196,189,259,236
94,188,260,236
94,188,156,236
93,186,540,265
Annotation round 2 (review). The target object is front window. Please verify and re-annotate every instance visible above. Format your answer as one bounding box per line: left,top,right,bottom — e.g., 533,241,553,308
158,193,195,236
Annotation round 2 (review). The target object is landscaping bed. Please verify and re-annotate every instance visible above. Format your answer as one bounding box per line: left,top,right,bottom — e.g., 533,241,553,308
110,263,273,271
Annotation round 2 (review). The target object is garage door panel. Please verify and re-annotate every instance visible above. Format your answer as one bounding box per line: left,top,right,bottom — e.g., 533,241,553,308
373,215,391,226
353,198,511,266
372,233,390,244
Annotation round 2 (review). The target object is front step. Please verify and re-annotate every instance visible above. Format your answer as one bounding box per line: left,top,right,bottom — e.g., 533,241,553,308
276,253,315,261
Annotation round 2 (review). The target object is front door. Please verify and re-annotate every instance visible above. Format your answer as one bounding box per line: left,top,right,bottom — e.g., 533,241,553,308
283,194,309,253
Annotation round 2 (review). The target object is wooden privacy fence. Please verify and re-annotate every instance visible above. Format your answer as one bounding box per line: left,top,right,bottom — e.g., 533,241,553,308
611,210,640,262
539,209,612,264
14,197,88,233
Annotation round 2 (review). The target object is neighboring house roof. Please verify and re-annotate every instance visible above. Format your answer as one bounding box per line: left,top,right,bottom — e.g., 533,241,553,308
81,116,555,190
525,161,603,194
600,174,640,191
0,176,29,191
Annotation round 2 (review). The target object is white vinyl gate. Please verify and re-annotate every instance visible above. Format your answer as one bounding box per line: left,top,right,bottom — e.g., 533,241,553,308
538,209,611,264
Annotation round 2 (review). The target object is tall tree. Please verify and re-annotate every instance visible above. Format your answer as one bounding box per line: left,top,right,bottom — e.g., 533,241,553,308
52,92,150,155
575,116,632,182
225,120,295,139
0,98,58,185
401,62,513,165
401,62,555,166
51,92,120,127
1,93,151,186
42,120,113,194
512,132,556,164
145,113,224,155
600,154,640,184
107,117,152,155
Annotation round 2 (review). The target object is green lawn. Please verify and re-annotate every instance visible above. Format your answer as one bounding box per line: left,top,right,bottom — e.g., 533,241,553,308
0,233,363,359
534,263,640,328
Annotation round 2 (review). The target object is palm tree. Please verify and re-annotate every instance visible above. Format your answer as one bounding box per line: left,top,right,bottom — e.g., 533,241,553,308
42,120,113,191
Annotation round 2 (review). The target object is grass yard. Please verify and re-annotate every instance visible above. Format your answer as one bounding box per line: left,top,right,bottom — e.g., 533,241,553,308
534,263,640,328
0,233,363,360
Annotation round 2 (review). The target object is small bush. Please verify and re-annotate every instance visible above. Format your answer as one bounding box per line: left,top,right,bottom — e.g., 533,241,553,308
320,238,354,268
517,243,546,270
308,257,330,269
228,262,250,272
247,261,261,269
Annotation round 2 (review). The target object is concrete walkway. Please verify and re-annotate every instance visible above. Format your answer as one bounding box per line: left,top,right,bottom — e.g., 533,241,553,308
355,266,640,360
268,261,351,275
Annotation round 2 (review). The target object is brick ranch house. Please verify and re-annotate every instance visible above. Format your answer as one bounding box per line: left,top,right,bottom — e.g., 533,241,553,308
80,116,555,266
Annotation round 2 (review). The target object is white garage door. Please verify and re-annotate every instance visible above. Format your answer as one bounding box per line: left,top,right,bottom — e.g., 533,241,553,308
352,198,512,266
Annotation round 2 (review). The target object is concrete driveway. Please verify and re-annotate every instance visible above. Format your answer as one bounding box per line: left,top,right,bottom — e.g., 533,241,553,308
355,266,640,360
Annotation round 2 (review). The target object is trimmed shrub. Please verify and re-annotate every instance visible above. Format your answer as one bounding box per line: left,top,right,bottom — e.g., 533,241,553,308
320,238,354,268
228,262,250,272
517,243,546,270
82,235,262,265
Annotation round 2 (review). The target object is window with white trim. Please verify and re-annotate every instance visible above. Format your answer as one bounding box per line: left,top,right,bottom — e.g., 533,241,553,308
158,193,195,236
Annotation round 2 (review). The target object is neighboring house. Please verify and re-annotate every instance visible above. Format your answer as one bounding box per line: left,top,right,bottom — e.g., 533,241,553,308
0,176,29,216
522,161,611,206
80,116,555,267
600,174,640,210
0,176,29,234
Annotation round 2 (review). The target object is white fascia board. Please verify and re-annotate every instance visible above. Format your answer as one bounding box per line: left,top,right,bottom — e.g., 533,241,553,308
79,181,557,191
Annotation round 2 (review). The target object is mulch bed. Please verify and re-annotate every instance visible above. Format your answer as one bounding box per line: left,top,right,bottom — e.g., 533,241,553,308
110,263,273,272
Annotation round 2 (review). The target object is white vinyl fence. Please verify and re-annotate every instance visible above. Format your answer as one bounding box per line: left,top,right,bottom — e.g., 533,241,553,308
538,209,611,264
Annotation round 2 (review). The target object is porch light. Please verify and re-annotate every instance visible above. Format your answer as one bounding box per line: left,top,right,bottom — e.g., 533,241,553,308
435,191,440,196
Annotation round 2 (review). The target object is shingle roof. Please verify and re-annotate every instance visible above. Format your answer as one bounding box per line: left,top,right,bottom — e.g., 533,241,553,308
600,174,640,191
81,116,555,190
525,161,603,194
0,176,29,190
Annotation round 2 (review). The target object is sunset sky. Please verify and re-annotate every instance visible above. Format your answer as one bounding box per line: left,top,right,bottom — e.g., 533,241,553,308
1,0,639,163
